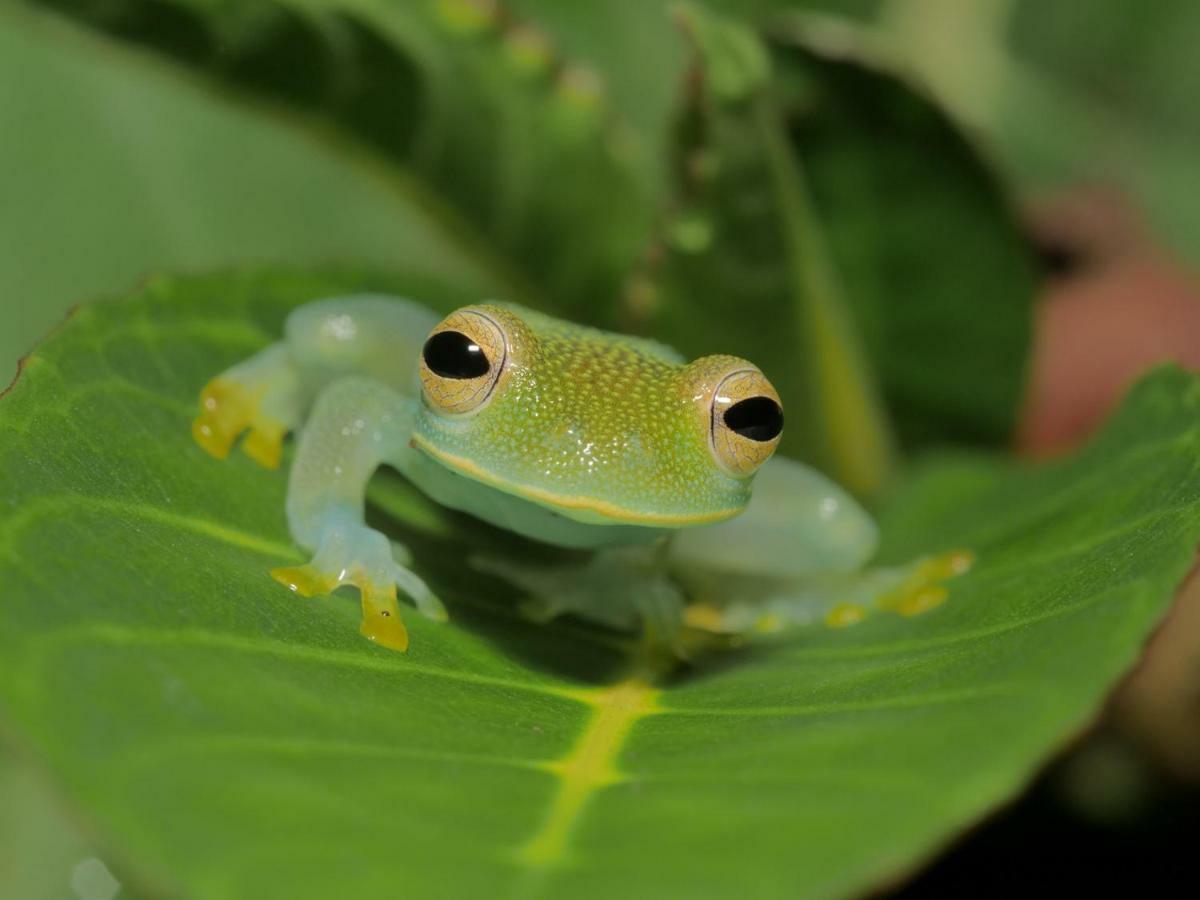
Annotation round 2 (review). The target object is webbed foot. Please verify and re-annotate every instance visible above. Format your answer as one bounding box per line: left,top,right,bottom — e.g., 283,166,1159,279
192,345,299,468
680,549,975,637
872,549,974,620
794,549,975,631
193,378,285,467
474,546,690,656
272,521,445,652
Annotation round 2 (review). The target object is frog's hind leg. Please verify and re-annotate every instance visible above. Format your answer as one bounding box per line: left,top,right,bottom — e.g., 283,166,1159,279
668,456,972,636
682,550,974,637
870,550,975,619
193,343,300,468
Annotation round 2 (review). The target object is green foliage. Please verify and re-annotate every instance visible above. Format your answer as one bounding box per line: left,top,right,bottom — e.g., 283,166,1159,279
36,0,662,318
24,0,1035,486
1,272,1199,899
1001,0,1200,262
649,8,1033,495
0,5,496,372
0,747,101,900
700,2,1200,266
827,0,1200,266
2,2,1194,898
655,5,894,498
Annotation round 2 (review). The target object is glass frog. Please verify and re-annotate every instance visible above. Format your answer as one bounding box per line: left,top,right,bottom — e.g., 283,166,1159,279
193,296,969,652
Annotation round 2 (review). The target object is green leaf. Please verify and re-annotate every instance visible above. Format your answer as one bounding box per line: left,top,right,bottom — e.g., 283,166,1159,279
0,747,109,900
643,12,1035,495
29,0,1038,486
1,269,1196,899
654,4,895,499
34,0,661,317
0,5,499,373
1004,0,1200,264
0,6,506,374
772,39,1037,452
872,0,1200,265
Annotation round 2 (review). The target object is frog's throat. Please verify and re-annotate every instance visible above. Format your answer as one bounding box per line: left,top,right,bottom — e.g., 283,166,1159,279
410,434,742,527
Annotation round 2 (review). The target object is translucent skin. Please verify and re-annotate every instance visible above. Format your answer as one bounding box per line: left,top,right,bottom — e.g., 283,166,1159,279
193,295,967,652
412,304,753,526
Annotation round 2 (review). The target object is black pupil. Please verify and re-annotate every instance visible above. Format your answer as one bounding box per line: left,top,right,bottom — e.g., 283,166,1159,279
422,331,490,379
724,396,783,442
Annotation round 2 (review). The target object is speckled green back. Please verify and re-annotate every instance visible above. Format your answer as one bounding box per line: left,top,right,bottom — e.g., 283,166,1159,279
412,304,752,525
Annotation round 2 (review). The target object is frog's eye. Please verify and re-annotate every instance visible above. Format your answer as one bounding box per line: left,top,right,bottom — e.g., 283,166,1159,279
709,368,783,476
419,309,508,415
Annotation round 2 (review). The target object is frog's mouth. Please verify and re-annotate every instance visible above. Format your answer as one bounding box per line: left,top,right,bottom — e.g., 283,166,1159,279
410,434,741,527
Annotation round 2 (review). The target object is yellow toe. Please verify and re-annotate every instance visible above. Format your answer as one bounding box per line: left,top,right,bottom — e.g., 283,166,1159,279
242,425,284,469
192,415,235,459
193,377,284,465
878,548,972,617
271,565,413,651
825,602,867,628
896,585,948,617
271,565,339,598
360,589,409,652
683,602,727,632
919,549,976,582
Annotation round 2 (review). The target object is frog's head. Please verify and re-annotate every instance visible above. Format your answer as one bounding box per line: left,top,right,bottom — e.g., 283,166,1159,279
410,304,783,528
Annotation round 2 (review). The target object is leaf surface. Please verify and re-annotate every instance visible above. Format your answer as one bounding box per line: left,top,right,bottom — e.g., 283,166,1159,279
0,746,105,900
0,271,1197,899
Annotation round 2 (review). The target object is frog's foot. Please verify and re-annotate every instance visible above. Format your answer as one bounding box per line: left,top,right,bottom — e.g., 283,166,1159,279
193,378,285,467
810,548,974,630
743,549,974,633
681,549,975,639
271,523,445,652
514,592,571,625
873,549,974,620
473,548,690,657
472,555,634,629
684,600,788,636
192,345,299,468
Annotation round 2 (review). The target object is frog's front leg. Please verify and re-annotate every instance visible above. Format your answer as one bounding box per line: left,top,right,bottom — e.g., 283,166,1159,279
193,343,300,468
269,377,445,651
193,294,439,468
473,543,688,654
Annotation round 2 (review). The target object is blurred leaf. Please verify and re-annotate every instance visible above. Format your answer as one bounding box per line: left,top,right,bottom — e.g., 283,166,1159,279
774,39,1036,451
1005,0,1200,264
646,9,1034,496
649,4,894,499
0,6,497,372
506,0,689,176
874,0,1200,265
705,0,884,18
28,0,1041,487
1,269,1197,898
34,0,661,319
0,747,104,900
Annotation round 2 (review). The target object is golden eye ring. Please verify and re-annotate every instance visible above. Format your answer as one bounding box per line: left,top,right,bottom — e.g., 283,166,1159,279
419,309,509,415
709,367,783,477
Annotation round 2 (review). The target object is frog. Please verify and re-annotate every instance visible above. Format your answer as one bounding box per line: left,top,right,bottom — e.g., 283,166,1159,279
192,295,970,652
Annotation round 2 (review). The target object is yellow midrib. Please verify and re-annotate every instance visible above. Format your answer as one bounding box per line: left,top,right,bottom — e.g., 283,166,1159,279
516,673,661,868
